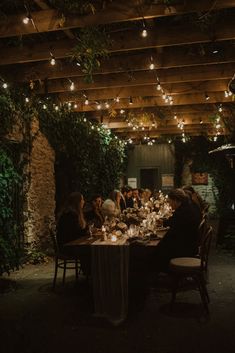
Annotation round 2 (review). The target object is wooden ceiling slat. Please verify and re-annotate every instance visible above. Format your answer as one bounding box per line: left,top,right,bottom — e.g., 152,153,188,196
1,15,235,66
36,63,234,94
0,0,235,38
3,44,235,82
56,80,229,102
71,92,233,112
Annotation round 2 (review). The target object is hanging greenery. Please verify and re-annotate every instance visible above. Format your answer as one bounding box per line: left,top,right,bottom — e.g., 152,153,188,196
71,27,110,82
37,102,126,201
0,147,22,275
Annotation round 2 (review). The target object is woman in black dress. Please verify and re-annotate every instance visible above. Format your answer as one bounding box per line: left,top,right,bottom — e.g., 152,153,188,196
57,191,87,250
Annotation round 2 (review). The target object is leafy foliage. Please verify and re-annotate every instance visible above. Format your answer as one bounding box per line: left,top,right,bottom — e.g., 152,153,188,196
71,27,110,82
37,103,125,203
0,148,22,275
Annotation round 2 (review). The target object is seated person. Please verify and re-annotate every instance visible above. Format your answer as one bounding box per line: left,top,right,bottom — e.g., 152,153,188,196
132,188,142,208
125,186,134,208
102,189,121,219
57,191,87,250
85,194,104,228
120,186,128,211
153,188,200,271
182,185,209,214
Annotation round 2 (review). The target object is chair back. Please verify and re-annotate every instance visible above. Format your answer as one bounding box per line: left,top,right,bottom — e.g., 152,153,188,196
197,218,208,247
49,228,60,255
199,226,213,271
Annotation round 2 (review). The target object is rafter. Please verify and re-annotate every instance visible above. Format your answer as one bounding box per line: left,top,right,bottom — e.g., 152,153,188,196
35,63,234,94
0,0,234,38
0,15,235,66
3,43,235,82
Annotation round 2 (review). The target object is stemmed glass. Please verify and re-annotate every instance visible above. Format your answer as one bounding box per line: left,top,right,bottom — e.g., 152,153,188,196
88,223,95,239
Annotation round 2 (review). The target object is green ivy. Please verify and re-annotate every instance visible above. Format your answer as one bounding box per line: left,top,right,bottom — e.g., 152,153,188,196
37,103,125,201
72,27,110,82
0,147,22,275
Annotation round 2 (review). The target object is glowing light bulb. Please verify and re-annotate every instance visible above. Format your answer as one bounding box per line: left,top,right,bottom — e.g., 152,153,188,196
85,98,89,105
2,82,8,89
50,57,56,66
23,16,30,24
25,97,29,103
157,83,161,91
97,104,101,110
74,103,78,108
70,81,75,91
149,63,155,70
141,29,148,37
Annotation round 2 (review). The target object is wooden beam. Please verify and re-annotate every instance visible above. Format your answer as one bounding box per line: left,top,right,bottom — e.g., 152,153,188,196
70,92,234,112
1,15,235,66
0,0,234,38
56,80,229,102
38,63,234,94
2,43,235,82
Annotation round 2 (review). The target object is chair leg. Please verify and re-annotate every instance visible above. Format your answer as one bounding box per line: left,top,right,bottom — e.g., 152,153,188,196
53,257,58,290
194,274,209,314
75,259,79,281
62,260,67,285
171,275,179,309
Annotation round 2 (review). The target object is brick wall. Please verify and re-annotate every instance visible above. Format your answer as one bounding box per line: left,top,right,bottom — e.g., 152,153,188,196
24,118,55,248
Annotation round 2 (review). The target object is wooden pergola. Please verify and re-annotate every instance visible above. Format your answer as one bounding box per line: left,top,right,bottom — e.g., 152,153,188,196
0,0,235,140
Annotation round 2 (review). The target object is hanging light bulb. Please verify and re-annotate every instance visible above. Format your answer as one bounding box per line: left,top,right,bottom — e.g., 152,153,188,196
218,105,223,112
69,81,75,91
115,96,120,103
97,103,102,110
43,104,47,110
205,93,210,101
174,115,177,120
2,82,8,89
22,13,32,24
162,93,166,100
129,96,133,105
50,53,56,66
200,119,203,124
85,97,89,105
157,82,161,91
120,109,125,114
105,102,110,108
25,97,29,103
74,103,78,109
149,63,155,70
55,105,59,111
141,20,148,37
228,90,232,96
224,90,229,97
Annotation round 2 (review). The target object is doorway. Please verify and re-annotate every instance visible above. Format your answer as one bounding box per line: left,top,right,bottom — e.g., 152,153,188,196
140,168,159,191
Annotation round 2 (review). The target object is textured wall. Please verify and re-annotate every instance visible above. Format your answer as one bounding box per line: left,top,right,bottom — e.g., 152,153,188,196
24,118,55,247
193,174,219,215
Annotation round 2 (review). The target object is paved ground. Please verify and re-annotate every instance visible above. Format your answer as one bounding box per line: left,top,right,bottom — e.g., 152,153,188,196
1,237,235,353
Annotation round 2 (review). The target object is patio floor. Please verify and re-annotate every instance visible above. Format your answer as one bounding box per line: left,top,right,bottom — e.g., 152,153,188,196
1,236,235,353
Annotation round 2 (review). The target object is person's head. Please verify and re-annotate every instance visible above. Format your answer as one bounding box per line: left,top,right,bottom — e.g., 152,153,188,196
182,185,195,194
144,188,152,200
126,187,133,199
168,188,188,210
132,188,139,199
91,194,102,209
121,186,129,197
110,189,121,204
67,192,84,212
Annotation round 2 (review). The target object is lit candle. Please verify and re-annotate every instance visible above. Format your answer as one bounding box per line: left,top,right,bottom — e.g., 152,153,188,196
111,234,117,242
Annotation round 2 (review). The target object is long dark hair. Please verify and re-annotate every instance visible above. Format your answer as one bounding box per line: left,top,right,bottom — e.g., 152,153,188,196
58,192,86,229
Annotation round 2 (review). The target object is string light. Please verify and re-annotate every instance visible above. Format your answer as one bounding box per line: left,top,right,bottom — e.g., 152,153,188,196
43,104,47,110
205,93,210,101
224,90,229,97
141,21,148,37
218,105,223,112
50,52,56,66
115,96,120,103
85,97,89,105
120,109,125,114
105,102,110,109
74,103,78,109
55,105,59,111
97,103,102,110
156,82,161,91
25,97,29,103
2,82,8,89
129,96,133,105
200,119,203,124
69,81,75,91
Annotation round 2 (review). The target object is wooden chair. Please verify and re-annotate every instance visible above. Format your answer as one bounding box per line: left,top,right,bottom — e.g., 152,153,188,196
169,226,213,313
50,230,81,289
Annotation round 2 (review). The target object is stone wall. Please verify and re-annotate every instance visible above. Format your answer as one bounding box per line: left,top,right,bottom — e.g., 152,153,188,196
24,118,55,248
193,174,219,215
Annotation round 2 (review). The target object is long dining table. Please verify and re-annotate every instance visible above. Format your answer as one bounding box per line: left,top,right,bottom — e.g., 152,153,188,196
65,229,166,325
